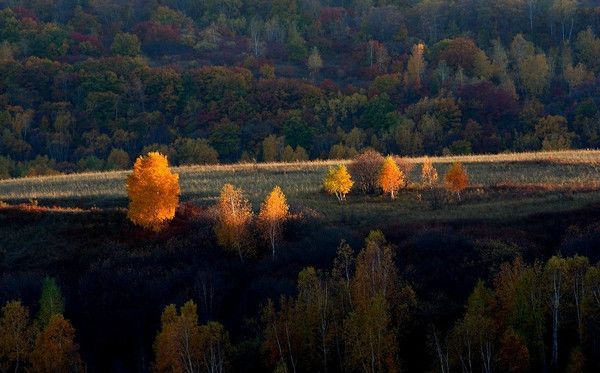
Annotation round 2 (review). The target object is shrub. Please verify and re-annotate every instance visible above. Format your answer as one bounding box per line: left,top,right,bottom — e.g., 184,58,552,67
349,149,384,194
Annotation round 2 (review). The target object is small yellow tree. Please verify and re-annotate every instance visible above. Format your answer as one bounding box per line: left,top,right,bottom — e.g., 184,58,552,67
444,162,469,201
421,157,438,187
215,184,253,261
127,152,180,232
378,156,405,200
258,186,289,260
323,165,353,202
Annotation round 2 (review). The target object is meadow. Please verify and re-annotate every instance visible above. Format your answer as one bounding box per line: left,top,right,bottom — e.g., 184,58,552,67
2,149,600,226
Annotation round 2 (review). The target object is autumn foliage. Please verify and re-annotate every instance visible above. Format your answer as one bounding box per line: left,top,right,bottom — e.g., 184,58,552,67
0,301,33,372
349,150,384,194
215,184,253,260
379,156,405,200
444,162,469,200
153,300,230,373
258,186,289,260
126,152,180,232
421,157,439,187
323,165,353,201
29,314,82,373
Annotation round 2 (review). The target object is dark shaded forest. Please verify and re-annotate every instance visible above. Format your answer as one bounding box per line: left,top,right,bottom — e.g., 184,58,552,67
0,0,599,177
2,200,600,372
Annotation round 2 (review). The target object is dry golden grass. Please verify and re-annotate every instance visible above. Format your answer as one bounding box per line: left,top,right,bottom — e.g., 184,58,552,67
1,149,600,225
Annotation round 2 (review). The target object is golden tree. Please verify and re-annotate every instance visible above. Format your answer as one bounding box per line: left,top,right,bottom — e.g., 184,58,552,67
215,184,254,261
0,300,34,373
154,301,230,373
444,162,469,201
29,314,82,373
404,43,426,90
378,156,405,200
421,156,438,187
323,165,353,202
126,152,180,232
258,186,289,260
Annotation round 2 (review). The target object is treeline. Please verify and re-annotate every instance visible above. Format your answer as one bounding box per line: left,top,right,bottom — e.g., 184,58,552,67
0,1,599,177
9,236,600,372
151,236,600,372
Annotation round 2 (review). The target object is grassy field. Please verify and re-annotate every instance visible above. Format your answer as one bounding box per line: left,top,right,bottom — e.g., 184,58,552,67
1,149,600,226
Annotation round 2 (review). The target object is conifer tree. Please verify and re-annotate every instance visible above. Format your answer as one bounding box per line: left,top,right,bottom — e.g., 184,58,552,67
37,277,64,328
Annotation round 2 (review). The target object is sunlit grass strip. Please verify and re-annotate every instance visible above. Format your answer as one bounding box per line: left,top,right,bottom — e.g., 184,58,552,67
1,149,600,202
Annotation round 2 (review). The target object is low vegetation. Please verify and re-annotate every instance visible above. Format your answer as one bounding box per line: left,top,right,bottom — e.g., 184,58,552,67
1,149,600,372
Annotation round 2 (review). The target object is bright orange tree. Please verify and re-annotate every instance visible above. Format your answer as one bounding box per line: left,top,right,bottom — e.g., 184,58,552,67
378,156,405,200
127,152,180,232
323,165,353,202
258,186,289,260
215,184,253,261
444,162,469,200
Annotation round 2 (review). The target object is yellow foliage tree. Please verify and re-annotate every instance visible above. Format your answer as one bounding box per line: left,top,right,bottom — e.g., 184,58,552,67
421,156,438,187
323,165,353,202
0,300,34,373
29,314,82,373
126,152,180,232
404,43,426,90
154,301,230,373
444,162,469,201
215,184,254,261
258,186,289,260
378,156,405,200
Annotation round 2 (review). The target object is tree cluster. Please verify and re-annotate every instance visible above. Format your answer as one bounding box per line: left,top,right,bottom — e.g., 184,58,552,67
0,277,82,373
434,255,600,373
324,150,468,203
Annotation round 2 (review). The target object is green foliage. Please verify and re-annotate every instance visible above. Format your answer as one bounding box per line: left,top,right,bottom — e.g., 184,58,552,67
283,114,313,149
209,121,241,162
174,138,219,165
37,277,64,328
111,33,141,57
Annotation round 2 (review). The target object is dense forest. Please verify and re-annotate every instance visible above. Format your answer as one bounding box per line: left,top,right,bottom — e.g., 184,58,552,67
0,0,599,177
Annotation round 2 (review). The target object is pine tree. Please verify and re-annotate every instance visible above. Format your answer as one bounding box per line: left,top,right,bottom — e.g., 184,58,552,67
37,277,64,328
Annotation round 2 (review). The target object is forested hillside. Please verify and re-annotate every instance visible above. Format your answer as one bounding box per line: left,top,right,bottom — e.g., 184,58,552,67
0,0,599,177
